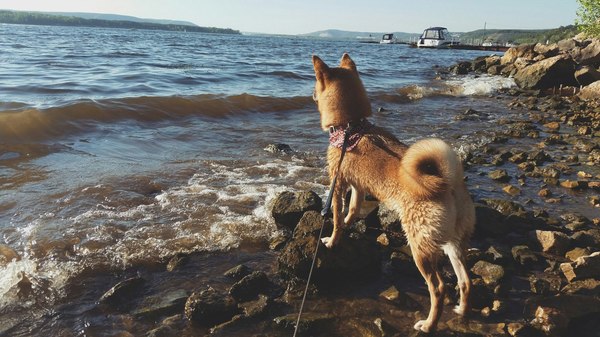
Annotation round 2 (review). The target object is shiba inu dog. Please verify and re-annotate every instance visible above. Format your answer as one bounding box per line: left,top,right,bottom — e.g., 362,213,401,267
312,53,475,333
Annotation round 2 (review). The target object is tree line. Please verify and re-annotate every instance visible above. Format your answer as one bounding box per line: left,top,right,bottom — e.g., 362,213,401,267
0,10,240,35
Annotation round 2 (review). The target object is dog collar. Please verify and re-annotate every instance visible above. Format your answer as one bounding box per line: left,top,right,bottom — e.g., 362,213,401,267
328,119,371,151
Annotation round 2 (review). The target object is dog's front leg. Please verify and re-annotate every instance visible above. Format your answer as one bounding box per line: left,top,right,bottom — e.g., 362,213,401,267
322,179,348,248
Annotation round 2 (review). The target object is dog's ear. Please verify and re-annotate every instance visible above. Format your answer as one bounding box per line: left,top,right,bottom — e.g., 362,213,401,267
312,55,329,83
340,53,357,72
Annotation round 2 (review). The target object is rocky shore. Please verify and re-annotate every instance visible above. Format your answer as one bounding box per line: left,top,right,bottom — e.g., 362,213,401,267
7,36,599,337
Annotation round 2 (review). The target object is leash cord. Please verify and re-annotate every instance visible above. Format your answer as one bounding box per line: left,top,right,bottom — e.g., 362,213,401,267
292,129,350,337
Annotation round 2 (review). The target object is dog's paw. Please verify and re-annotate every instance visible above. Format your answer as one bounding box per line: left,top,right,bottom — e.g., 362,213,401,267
321,236,334,249
413,320,432,333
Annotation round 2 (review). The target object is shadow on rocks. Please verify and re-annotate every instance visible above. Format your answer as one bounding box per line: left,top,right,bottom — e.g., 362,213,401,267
277,210,381,288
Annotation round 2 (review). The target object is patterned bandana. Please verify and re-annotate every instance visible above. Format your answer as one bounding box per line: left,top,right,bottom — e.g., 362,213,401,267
328,119,371,151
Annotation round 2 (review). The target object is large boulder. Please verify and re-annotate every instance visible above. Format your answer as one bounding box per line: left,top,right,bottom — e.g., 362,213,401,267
574,65,600,86
185,287,239,326
530,230,571,256
558,38,580,53
579,80,600,100
534,43,559,58
571,39,600,65
228,271,270,302
501,44,537,65
560,252,600,282
513,55,577,89
277,211,380,284
271,191,322,230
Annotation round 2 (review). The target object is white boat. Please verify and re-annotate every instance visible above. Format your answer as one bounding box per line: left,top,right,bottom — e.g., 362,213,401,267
380,33,398,44
416,27,459,48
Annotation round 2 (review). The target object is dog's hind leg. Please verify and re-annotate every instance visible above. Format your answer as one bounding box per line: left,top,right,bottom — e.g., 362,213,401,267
344,186,364,226
322,179,348,248
412,252,445,333
443,242,471,316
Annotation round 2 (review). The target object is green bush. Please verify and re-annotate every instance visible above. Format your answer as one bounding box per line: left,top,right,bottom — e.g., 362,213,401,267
576,0,600,37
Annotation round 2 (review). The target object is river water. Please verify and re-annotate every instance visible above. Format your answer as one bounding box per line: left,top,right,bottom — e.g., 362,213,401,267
3,23,589,336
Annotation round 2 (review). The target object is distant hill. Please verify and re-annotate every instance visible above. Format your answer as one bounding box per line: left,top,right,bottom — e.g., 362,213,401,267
0,10,240,34
302,29,420,41
45,12,197,27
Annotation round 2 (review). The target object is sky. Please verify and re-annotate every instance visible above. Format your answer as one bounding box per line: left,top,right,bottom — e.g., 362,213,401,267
0,0,579,35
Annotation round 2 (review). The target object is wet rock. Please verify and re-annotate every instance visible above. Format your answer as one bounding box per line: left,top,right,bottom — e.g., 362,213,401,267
488,64,504,76
575,65,600,86
565,247,591,261
372,203,403,234
528,292,600,313
534,43,559,58
561,278,600,296
513,55,578,90
530,306,568,337
379,285,400,302
273,312,335,334
577,81,600,100
472,56,488,73
445,316,506,335
528,150,551,164
506,322,542,337
15,272,33,299
224,264,251,280
503,184,521,196
560,180,586,190
389,249,420,277
529,273,562,295
571,228,600,247
482,198,526,216
228,271,270,302
264,143,293,154
489,169,510,182
271,191,322,230
486,55,502,68
450,61,472,75
533,166,561,179
0,244,20,266
277,211,380,284
512,245,539,267
501,44,537,65
239,294,269,318
538,188,552,198
146,325,176,337
543,121,561,131
185,287,238,326
471,260,505,286
509,151,528,164
530,230,570,256
99,275,145,305
571,39,600,65
166,253,188,272
560,252,600,282
132,289,188,319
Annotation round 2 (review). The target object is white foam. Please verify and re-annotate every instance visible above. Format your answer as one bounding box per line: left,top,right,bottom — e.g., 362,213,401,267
446,75,515,96
1,156,327,311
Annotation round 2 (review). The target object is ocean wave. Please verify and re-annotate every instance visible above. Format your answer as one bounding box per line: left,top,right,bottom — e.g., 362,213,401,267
0,156,326,312
371,75,516,103
0,94,313,144
445,74,516,96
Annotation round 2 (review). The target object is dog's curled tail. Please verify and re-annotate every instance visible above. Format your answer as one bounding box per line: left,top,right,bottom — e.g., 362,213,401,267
399,138,459,200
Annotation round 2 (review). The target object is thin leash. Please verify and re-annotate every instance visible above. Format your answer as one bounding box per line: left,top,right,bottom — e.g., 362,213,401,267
292,127,351,337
